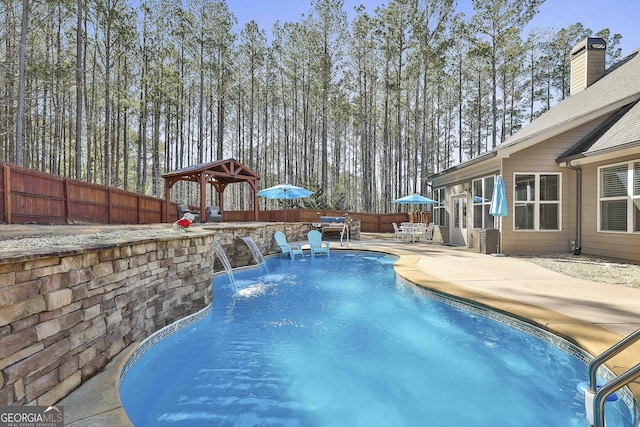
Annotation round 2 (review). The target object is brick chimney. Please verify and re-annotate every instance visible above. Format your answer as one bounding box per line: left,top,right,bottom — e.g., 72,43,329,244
570,37,606,95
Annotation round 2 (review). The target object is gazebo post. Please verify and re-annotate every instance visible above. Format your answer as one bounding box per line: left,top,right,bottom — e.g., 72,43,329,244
199,172,206,223
218,187,224,213
211,182,227,217
165,181,171,222
252,182,259,221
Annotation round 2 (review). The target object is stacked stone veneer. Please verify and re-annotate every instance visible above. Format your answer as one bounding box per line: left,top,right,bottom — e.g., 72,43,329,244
0,223,309,406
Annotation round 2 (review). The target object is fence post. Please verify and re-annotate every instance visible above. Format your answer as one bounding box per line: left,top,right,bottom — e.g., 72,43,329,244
107,187,112,224
63,179,70,224
3,165,11,224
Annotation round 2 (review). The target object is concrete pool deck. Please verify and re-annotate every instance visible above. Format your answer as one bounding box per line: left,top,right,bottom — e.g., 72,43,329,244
57,233,640,426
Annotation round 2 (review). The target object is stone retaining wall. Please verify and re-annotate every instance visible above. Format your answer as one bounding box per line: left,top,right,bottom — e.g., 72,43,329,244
0,223,309,406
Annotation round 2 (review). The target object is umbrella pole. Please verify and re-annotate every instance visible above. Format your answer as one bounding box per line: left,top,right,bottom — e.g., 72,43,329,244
283,199,287,235
491,216,506,257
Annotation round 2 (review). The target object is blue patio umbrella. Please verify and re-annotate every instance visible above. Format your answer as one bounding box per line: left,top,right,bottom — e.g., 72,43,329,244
489,175,507,255
489,176,508,217
258,183,313,232
393,193,438,225
392,193,438,205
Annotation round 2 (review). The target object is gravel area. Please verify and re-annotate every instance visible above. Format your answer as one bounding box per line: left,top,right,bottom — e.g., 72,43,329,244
0,229,179,251
515,254,640,289
0,224,189,253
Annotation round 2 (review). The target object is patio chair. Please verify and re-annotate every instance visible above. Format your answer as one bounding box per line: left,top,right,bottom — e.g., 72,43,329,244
425,222,435,240
392,222,406,241
206,206,223,222
412,223,427,242
400,222,415,242
307,230,330,257
177,204,200,222
274,231,303,259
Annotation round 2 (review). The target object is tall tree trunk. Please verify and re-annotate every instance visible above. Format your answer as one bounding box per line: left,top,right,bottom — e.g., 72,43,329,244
104,14,112,186
15,0,29,166
198,42,204,164
123,57,129,191
85,36,95,183
75,0,83,179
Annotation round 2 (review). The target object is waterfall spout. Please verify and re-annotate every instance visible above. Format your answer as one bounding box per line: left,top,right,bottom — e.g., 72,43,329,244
212,241,236,292
239,236,269,274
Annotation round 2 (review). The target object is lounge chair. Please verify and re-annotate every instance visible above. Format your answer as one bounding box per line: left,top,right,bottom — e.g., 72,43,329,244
206,206,223,222
307,230,330,257
274,231,303,259
177,204,200,222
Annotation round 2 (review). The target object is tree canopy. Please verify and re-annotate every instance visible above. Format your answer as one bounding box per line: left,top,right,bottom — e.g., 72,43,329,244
0,0,623,213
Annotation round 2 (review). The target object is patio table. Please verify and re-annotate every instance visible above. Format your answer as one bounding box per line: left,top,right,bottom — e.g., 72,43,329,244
400,222,426,243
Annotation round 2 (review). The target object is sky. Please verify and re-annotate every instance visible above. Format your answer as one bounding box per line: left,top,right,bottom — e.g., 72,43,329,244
228,0,639,57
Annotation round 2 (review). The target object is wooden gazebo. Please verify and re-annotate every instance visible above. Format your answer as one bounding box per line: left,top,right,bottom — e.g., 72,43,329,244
162,159,260,222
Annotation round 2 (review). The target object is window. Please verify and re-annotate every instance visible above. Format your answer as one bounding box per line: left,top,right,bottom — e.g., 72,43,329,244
472,176,495,229
514,173,561,231
599,161,640,233
433,187,446,226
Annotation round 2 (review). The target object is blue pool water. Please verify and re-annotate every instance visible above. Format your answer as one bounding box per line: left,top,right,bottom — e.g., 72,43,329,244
120,252,635,427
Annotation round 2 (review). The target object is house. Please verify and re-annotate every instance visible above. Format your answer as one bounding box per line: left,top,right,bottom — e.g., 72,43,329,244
427,37,640,263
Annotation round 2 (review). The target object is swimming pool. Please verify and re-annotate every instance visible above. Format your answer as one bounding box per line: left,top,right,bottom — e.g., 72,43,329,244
120,252,636,426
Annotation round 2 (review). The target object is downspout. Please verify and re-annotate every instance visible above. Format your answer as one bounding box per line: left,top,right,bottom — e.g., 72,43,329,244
566,160,582,255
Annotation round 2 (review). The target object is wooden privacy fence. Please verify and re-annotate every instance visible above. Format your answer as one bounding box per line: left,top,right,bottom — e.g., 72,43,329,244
225,209,427,233
0,163,179,225
0,163,430,231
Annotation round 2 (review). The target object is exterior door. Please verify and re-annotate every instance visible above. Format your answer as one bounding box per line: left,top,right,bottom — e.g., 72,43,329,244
450,195,468,246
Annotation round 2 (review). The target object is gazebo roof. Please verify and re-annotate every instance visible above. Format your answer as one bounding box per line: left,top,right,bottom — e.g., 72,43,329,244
162,158,260,222
161,158,260,188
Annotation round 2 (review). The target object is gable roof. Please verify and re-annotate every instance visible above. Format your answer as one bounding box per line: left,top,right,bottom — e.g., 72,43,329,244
557,100,640,163
162,158,260,189
499,50,640,154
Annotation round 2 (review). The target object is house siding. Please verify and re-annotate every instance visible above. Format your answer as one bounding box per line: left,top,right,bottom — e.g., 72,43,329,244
502,140,574,254
580,155,640,263
500,119,615,254
429,115,639,260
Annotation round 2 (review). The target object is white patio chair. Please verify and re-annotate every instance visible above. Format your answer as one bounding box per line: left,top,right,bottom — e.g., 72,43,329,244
412,223,427,242
400,222,415,242
392,222,406,241
425,222,435,240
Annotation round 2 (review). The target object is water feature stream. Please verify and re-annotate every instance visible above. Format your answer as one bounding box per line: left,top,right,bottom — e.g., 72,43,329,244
239,236,269,274
212,240,236,291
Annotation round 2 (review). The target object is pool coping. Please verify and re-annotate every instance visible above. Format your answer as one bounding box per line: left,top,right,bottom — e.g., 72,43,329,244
57,240,640,426
387,250,640,426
